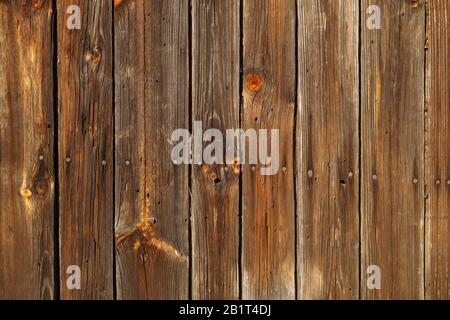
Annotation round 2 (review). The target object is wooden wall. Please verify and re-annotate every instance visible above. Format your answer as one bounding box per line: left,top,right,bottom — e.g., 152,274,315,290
0,0,449,300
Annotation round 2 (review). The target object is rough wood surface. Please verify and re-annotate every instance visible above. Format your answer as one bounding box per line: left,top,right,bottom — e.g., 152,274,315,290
361,0,425,299
2,0,450,301
191,0,240,300
0,0,55,300
425,0,450,300
57,0,114,299
242,0,296,300
114,0,190,300
297,0,360,300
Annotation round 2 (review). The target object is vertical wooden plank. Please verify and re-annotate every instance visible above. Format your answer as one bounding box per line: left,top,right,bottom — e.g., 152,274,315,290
191,0,240,300
297,0,359,299
58,0,113,299
114,0,189,299
425,0,450,300
242,0,296,299
0,0,54,300
361,0,425,299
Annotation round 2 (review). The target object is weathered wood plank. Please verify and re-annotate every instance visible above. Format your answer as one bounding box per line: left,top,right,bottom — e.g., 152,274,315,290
191,0,240,300
361,0,425,299
114,0,190,299
425,0,450,300
297,0,360,299
0,0,55,300
58,0,114,299
242,0,296,299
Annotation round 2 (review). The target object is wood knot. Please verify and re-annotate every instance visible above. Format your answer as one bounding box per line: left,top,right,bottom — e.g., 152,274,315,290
20,3,31,16
210,171,221,184
114,0,124,9
245,73,264,92
232,159,240,175
20,0,45,15
31,0,45,11
90,48,102,65
33,178,49,196
20,189,33,199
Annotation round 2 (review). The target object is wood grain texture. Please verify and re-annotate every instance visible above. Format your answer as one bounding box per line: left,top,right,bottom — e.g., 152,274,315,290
242,0,296,300
114,0,190,300
0,0,55,300
191,0,240,300
361,0,425,299
297,0,359,300
58,0,113,299
425,0,450,300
